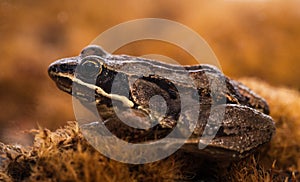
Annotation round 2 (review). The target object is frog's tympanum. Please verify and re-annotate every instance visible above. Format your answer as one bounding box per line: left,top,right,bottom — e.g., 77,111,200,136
48,45,275,161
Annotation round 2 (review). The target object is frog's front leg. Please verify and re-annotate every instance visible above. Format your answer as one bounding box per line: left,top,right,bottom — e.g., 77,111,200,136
130,76,181,129
81,121,101,128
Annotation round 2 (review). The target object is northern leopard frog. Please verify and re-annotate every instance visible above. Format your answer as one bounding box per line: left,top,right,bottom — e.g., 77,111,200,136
48,45,275,161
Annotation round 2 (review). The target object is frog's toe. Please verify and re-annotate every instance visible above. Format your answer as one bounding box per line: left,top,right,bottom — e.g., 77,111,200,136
159,116,177,129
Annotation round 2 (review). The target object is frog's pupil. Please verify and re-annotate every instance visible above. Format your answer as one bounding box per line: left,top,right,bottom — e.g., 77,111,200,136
85,62,98,72
80,60,100,78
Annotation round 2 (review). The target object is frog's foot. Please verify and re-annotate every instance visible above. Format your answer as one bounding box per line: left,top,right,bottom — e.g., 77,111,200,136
159,116,177,129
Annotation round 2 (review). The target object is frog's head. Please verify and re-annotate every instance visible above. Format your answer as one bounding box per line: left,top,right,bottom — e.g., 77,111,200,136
48,45,113,97
48,45,135,110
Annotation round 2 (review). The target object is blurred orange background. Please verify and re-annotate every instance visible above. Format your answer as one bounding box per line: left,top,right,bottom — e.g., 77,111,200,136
0,0,299,145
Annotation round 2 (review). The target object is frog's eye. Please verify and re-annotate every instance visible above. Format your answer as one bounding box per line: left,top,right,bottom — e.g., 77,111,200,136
79,57,102,78
80,45,108,58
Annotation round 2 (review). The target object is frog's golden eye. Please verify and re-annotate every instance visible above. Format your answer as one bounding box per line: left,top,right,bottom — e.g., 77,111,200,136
79,57,102,78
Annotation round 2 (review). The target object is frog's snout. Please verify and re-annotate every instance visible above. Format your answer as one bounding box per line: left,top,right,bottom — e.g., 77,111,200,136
48,63,59,79
48,57,79,93
48,58,79,78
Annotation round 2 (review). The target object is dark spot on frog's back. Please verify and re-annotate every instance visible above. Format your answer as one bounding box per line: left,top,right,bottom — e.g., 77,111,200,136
142,76,179,99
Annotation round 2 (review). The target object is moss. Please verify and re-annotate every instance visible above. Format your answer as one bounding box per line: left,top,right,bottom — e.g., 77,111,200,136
0,78,299,181
0,122,181,181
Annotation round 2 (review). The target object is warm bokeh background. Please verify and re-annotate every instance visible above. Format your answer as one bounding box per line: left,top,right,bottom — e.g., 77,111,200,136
0,0,299,145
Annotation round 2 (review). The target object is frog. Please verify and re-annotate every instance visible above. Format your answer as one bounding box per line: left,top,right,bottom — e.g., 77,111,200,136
48,45,275,162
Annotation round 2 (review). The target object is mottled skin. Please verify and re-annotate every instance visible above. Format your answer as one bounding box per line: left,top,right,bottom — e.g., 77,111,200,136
48,45,275,160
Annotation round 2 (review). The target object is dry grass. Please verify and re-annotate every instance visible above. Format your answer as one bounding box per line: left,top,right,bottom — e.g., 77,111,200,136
0,122,181,182
1,1,300,144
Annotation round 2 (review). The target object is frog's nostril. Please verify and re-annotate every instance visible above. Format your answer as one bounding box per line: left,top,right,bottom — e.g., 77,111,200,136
48,65,58,74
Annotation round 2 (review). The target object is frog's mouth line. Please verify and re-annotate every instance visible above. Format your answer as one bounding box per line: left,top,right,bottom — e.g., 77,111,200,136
53,72,135,108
